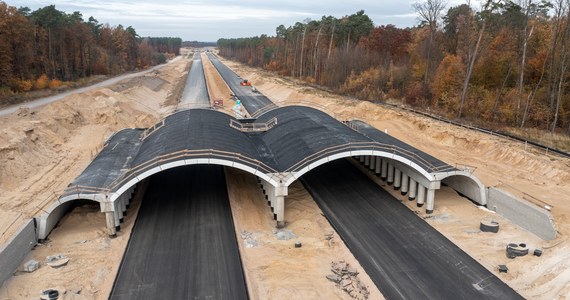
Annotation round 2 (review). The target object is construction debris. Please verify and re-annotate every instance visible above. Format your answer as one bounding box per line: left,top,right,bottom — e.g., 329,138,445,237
273,229,296,240
480,219,500,233
39,288,59,300
46,254,70,268
498,265,509,273
506,243,529,259
328,260,369,300
240,230,258,248
24,260,40,273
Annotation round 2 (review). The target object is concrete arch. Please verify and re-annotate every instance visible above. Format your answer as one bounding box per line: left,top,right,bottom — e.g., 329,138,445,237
110,158,282,202
283,150,434,186
441,173,487,205
38,196,103,240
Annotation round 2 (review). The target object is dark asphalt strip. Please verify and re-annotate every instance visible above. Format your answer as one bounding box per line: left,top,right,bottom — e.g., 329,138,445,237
109,165,248,300
301,159,523,300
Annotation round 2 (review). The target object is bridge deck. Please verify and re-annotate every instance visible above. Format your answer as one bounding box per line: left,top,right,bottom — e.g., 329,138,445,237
64,106,457,194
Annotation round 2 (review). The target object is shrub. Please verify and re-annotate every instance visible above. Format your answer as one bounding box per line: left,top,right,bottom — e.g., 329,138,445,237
49,79,63,89
34,74,49,90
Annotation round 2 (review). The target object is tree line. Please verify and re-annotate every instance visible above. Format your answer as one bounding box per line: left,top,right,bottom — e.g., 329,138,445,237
0,2,181,95
217,3,570,134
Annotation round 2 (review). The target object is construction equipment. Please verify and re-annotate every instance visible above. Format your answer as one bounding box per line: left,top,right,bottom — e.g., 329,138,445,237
240,79,252,86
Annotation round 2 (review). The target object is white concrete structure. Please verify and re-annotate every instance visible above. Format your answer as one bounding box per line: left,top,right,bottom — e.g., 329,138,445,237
38,151,486,238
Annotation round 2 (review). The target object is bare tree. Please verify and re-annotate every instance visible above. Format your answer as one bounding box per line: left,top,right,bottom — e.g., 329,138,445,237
413,0,447,86
516,0,533,126
299,18,310,78
457,0,497,120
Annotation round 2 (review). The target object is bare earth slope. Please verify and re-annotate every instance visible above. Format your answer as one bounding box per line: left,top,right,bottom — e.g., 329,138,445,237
0,57,190,244
1,51,569,299
219,56,570,299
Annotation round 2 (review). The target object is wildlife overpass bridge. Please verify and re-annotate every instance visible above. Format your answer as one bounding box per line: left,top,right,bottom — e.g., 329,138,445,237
38,106,485,239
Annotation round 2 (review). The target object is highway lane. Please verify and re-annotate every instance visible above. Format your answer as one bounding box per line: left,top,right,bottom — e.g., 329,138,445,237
179,52,210,109
206,53,275,115
109,165,248,300
301,159,523,300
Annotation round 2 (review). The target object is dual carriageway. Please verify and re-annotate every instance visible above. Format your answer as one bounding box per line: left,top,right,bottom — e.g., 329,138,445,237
48,52,521,299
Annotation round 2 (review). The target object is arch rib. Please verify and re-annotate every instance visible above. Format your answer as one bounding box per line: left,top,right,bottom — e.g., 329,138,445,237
283,150,434,186
109,158,281,202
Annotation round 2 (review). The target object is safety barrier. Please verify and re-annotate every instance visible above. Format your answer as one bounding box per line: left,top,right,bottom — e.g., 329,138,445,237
229,117,278,132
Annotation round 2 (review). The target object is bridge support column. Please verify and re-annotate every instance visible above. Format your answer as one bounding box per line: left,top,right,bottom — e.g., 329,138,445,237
387,163,394,185
408,179,417,200
119,196,126,222
360,156,365,163
369,156,376,170
394,168,401,190
381,159,388,180
375,157,381,175
267,184,275,212
426,189,435,214
401,174,409,195
100,200,117,237
105,212,116,237
274,185,288,228
113,206,121,232
417,185,426,207
364,155,370,167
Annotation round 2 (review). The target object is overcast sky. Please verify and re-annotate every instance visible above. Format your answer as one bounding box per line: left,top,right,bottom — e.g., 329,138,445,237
12,0,466,41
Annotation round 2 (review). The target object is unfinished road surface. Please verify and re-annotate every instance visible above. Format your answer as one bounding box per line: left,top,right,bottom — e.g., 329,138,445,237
302,159,523,300
109,165,248,300
179,52,209,108
206,52,275,114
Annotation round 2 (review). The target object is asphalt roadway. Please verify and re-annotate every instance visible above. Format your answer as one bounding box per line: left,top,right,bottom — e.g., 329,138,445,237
179,52,210,108
301,159,523,300
109,165,248,300
206,53,275,115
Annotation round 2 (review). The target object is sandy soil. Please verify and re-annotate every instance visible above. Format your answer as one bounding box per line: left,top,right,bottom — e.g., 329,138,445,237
0,181,145,300
225,168,383,300
200,53,249,117
1,48,569,299
0,55,190,298
218,56,570,299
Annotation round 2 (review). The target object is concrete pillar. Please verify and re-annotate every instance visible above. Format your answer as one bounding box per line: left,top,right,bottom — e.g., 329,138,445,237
369,156,376,170
417,185,426,207
394,168,401,190
360,156,365,163
120,195,126,219
364,155,370,167
114,210,121,231
381,159,388,180
426,189,435,214
274,185,288,228
408,179,417,200
401,174,409,195
105,212,116,237
375,157,381,174
387,163,394,185
275,196,285,227
268,184,275,212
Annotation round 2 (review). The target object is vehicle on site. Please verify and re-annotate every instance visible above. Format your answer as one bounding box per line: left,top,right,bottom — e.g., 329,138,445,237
240,79,252,86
